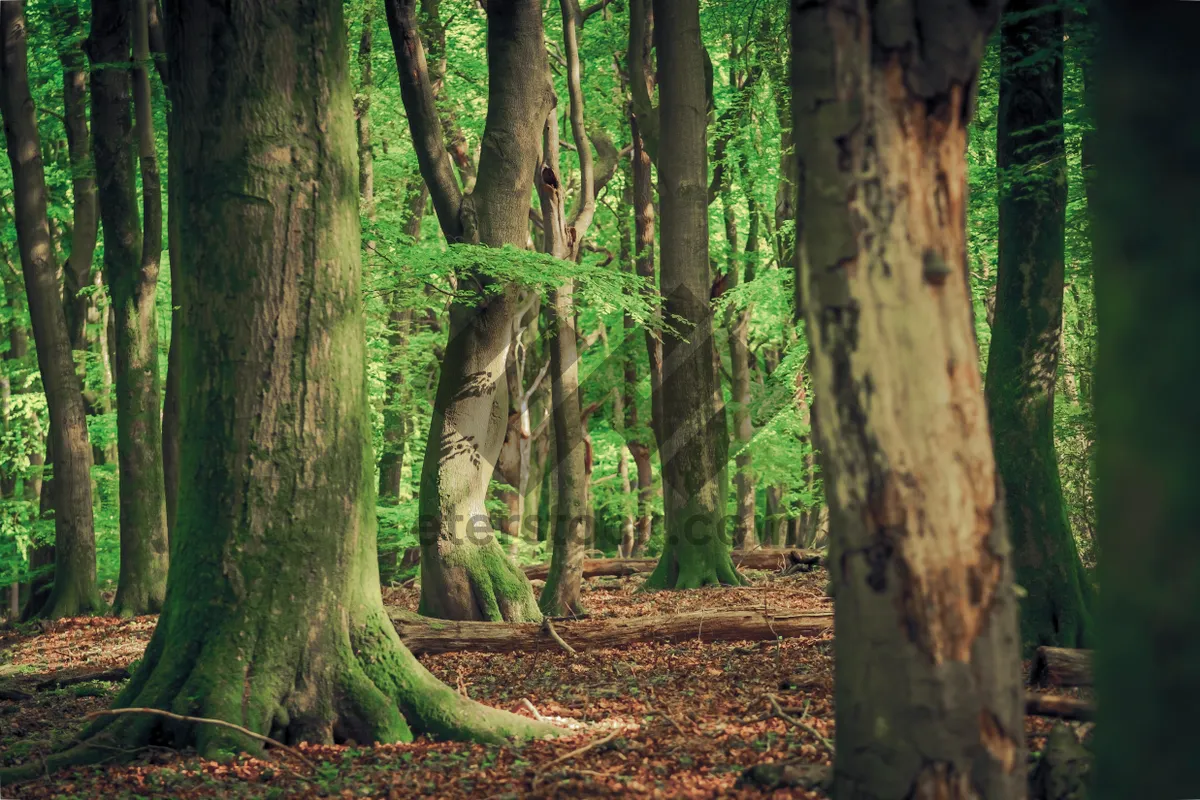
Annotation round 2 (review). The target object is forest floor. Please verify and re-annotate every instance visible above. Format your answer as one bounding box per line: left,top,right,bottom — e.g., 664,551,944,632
0,567,1089,799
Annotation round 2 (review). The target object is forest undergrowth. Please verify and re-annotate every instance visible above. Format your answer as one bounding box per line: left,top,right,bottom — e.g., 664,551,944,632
0,567,1090,799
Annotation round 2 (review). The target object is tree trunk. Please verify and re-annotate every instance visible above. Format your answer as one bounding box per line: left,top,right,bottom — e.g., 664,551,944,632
764,484,786,546
50,0,98,357
627,0,664,455
724,183,757,551
4,1,559,775
645,0,741,591
1091,5,1200,793
536,0,601,616
90,0,169,617
385,0,552,622
356,3,374,219
0,0,101,620
390,608,833,656
986,0,1091,651
377,178,426,502
792,2,1023,798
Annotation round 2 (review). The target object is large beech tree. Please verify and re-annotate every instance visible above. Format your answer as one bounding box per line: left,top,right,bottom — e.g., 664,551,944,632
384,0,550,622
0,0,557,775
986,0,1092,650
0,0,101,620
91,0,170,616
1092,1,1200,795
791,1,1024,797
643,0,742,590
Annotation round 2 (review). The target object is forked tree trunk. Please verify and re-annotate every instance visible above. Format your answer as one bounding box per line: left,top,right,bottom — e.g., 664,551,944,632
724,186,757,551
1091,3,1200,795
644,0,741,591
91,0,170,617
986,0,1092,651
0,0,101,620
385,0,552,622
1,1,559,776
792,2,1023,798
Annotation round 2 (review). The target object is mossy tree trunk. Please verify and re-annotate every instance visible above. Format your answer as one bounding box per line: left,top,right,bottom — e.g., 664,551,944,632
792,2,1024,797
644,0,742,591
985,0,1091,651
90,0,169,617
1091,2,1200,796
0,0,560,774
385,0,551,622
0,0,101,621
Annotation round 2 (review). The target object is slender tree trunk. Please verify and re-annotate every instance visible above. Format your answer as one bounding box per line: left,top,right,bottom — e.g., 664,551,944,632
724,190,756,551
764,485,785,546
986,0,1091,651
385,0,553,622
90,0,169,616
51,0,98,356
1092,3,1200,796
377,179,426,502
644,0,741,590
792,2,1023,797
0,0,101,620
356,3,374,219
2,0,559,776
536,0,602,616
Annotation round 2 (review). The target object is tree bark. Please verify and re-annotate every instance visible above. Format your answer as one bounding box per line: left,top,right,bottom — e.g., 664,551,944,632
792,2,1023,798
644,0,741,591
0,0,101,620
356,3,374,219
986,0,1091,651
1,1,560,776
390,608,833,656
1091,5,1200,791
1030,646,1092,688
724,164,758,551
385,0,553,622
90,0,170,617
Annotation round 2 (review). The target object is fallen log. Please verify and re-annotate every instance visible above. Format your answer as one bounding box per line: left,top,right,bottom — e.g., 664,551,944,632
1030,647,1092,688
1025,692,1094,722
389,608,833,656
35,667,131,691
521,548,823,582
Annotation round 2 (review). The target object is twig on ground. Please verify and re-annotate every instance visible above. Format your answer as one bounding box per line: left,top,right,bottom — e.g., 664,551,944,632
84,707,315,770
766,694,834,756
521,698,547,721
542,619,578,656
532,730,619,789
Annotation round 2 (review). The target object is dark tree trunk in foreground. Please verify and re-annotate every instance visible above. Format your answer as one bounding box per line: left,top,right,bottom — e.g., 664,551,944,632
644,0,741,590
0,0,101,620
986,0,1092,651
792,2,1023,798
0,1,557,776
91,0,170,617
1092,3,1200,796
385,0,551,622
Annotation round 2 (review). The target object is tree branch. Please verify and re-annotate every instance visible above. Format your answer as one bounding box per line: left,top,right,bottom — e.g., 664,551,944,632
384,0,464,241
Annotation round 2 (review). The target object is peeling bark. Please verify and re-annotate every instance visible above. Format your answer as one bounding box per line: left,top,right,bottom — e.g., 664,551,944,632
792,1,1023,797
